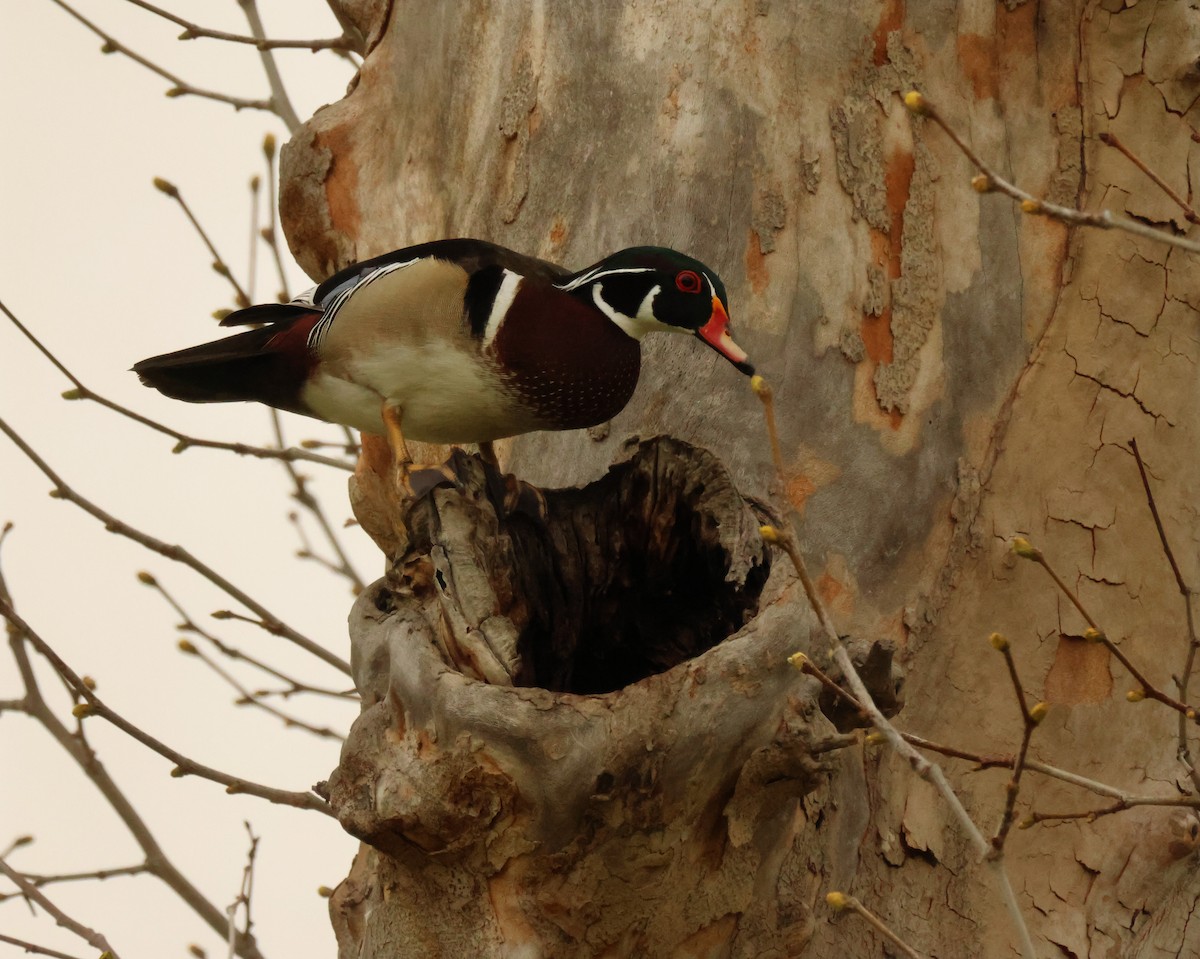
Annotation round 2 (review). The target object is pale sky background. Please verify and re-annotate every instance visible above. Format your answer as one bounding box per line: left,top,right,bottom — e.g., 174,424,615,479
2,3,383,956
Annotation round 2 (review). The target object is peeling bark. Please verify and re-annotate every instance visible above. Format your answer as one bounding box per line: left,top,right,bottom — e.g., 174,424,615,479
274,0,1200,955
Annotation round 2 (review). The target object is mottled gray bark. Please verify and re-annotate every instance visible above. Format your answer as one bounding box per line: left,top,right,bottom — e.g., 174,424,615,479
282,1,1200,955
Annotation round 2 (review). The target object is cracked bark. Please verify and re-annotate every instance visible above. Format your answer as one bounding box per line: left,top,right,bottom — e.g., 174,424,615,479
277,0,1199,955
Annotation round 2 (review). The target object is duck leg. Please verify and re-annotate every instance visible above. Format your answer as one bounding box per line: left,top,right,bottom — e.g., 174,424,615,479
380,401,414,487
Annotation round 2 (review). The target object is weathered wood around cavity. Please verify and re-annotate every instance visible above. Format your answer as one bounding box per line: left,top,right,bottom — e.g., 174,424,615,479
326,436,871,956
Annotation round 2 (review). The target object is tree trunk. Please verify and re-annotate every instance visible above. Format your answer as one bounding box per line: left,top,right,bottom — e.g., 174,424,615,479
283,1,1200,955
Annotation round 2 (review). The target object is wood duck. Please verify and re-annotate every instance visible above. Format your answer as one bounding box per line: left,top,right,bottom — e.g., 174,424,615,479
134,238,753,476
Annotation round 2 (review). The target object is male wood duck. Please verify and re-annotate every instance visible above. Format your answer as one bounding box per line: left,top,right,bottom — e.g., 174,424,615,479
134,238,753,480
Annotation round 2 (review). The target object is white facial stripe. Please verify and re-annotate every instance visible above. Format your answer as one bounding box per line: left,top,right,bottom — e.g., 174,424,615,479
636,285,659,321
556,266,656,292
483,270,523,348
593,284,670,341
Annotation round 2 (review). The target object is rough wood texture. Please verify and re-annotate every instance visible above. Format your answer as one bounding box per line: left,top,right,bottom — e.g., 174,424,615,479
328,438,877,955
279,0,1200,955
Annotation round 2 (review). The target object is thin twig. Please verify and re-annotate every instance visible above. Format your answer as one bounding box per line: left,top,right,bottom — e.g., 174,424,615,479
0,297,351,471
0,598,333,815
247,175,260,303
752,375,1036,959
2,588,268,957
0,415,350,674
0,933,88,959
988,635,1046,853
122,0,356,52
904,91,1200,257
0,863,148,903
260,134,292,302
237,0,302,132
1099,132,1200,224
178,638,345,741
270,410,364,592
153,178,250,308
1012,537,1197,720
47,0,272,113
826,892,925,959
0,858,121,958
1129,438,1200,792
139,572,358,702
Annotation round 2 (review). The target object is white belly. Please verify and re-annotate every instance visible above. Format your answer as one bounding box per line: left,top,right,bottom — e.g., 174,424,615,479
300,341,545,443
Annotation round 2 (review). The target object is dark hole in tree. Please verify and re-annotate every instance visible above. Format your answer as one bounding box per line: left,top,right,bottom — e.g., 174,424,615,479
427,438,772,695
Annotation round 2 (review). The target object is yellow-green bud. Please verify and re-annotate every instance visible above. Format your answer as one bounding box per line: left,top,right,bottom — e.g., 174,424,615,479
178,639,198,655
759,525,782,544
100,41,117,54
788,651,810,671
826,891,850,910
1011,537,1042,560
903,91,930,116
72,703,95,718
188,945,207,958
989,632,1010,652
865,731,886,746
317,885,334,898
1029,702,1049,724
137,571,157,586
971,174,993,193
152,177,178,197
12,835,33,847
226,782,244,794
1126,688,1145,703
212,308,232,321
166,86,185,98
263,133,277,158
250,174,261,191
82,676,96,690
1018,817,1035,830
1019,199,1042,214
171,766,187,777
60,388,84,400
750,374,771,397
1083,627,1104,643
212,610,233,620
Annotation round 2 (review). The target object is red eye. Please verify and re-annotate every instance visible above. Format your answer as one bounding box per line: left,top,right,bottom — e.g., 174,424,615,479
676,270,703,294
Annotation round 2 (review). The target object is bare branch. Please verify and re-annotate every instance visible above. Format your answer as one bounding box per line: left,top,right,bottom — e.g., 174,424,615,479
903,90,1200,257
826,892,926,959
260,134,292,303
138,571,357,702
1011,537,1197,720
0,858,121,958
0,415,350,674
752,375,1036,959
177,637,346,741
152,177,250,309
0,297,352,471
237,0,302,133
0,932,90,959
123,0,356,52
46,0,272,114
987,634,1048,853
0,863,148,904
0,597,334,815
1129,438,1200,792
271,411,364,592
1100,132,1200,224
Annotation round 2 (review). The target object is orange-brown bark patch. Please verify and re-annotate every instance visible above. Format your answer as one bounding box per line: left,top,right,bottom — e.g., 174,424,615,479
957,33,998,101
1043,636,1113,705
315,122,362,239
785,472,817,514
872,0,905,65
745,229,770,294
